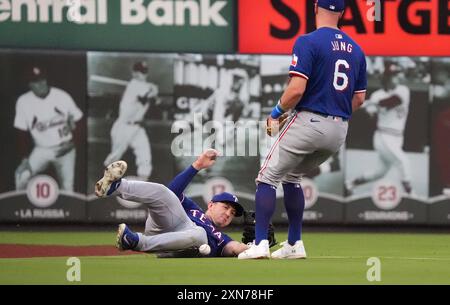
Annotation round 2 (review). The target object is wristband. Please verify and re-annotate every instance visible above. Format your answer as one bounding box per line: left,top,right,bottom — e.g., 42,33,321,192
270,101,286,119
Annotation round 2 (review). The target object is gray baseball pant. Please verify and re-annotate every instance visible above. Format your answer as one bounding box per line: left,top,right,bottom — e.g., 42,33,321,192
16,145,76,191
257,111,348,186
117,179,207,252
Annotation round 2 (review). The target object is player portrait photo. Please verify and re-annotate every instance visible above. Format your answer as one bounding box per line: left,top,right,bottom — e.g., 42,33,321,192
171,54,262,218
86,52,175,222
0,50,87,222
345,56,430,223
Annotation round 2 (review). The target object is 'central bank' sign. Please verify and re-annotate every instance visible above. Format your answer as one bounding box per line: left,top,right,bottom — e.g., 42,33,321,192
0,0,234,52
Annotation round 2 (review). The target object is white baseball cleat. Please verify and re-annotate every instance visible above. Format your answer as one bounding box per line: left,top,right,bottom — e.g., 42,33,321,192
271,240,307,259
238,240,270,259
95,161,128,197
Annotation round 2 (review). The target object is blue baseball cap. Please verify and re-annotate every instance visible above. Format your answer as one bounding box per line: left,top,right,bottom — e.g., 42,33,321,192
211,192,244,217
317,0,345,12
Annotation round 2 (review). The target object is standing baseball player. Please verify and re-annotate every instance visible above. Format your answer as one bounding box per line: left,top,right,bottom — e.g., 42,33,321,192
14,66,83,191
103,61,157,181
95,149,251,257
238,0,367,259
345,60,413,195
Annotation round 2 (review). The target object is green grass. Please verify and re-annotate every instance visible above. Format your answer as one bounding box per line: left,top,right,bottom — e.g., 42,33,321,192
0,231,113,246
1,231,450,284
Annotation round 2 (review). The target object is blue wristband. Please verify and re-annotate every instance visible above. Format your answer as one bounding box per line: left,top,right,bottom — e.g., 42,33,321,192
270,103,285,119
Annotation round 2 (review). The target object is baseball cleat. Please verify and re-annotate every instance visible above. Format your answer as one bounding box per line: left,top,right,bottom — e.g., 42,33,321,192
238,240,270,259
271,240,307,259
116,223,139,251
95,161,127,197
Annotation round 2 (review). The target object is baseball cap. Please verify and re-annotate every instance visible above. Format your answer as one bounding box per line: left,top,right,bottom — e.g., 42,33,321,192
317,0,345,12
27,66,47,82
383,61,401,76
211,192,244,217
133,61,148,74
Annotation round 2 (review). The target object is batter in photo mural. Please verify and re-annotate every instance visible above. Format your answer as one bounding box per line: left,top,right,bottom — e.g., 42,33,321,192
102,61,157,181
345,56,430,223
86,52,175,222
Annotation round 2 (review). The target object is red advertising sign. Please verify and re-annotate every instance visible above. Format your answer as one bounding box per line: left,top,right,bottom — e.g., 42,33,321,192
239,0,450,56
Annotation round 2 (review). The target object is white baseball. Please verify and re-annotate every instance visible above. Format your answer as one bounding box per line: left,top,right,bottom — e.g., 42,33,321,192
199,244,211,256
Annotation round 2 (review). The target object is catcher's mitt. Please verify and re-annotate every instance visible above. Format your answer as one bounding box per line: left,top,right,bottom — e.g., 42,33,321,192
266,113,289,137
242,210,277,248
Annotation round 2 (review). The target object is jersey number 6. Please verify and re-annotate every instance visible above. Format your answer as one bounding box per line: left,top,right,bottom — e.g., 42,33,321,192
333,59,349,91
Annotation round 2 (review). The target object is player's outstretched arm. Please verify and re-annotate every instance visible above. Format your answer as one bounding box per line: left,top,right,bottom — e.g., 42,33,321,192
222,241,249,257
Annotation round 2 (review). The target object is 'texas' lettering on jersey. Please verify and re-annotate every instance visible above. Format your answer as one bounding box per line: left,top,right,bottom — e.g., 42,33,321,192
31,107,68,132
190,209,224,245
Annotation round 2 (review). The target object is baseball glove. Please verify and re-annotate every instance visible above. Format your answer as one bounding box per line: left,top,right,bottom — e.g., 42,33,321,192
242,210,277,248
266,113,289,137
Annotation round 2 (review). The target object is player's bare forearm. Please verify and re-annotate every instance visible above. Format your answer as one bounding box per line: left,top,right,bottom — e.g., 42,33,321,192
278,76,307,111
352,92,366,112
222,241,249,257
